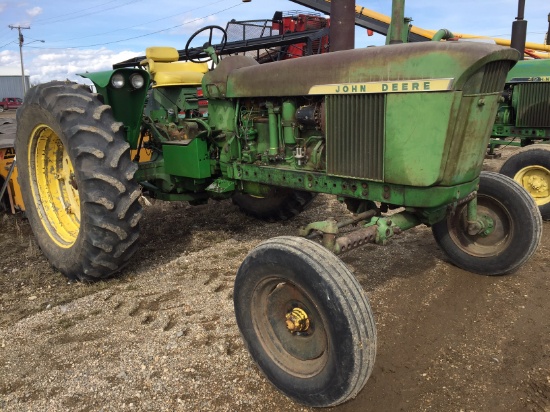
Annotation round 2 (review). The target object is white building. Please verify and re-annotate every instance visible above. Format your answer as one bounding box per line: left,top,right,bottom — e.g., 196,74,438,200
0,67,30,99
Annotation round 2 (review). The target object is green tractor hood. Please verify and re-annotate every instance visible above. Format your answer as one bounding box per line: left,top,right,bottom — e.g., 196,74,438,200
203,42,519,98
506,58,550,83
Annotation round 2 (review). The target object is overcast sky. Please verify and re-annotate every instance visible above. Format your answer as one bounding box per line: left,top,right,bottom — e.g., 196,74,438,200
0,0,549,87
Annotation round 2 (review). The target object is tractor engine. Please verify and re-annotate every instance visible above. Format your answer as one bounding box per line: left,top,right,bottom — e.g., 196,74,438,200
203,41,518,205
228,98,325,168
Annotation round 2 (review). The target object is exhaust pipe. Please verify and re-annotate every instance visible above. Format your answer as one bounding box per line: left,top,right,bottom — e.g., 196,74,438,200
388,0,406,44
510,0,527,59
329,0,355,52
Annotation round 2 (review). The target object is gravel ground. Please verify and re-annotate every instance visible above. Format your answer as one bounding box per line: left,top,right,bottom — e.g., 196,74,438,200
0,146,549,412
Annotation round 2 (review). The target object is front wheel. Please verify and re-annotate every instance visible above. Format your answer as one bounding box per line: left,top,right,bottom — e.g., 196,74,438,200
234,236,377,407
432,171,542,275
499,145,550,220
16,82,142,281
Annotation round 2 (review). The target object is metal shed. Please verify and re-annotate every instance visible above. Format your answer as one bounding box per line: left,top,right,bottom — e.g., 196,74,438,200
0,67,30,99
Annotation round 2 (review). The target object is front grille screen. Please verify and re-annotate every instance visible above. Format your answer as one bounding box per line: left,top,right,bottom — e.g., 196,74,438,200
515,82,550,127
326,94,385,180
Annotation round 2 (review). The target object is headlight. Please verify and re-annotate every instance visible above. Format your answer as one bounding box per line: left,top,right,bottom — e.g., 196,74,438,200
130,73,145,89
111,73,125,88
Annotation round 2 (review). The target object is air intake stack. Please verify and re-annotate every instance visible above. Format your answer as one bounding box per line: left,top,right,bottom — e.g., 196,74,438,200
510,0,527,59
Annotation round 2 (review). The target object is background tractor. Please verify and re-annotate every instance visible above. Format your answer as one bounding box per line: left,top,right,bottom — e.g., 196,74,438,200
14,0,543,407
489,59,550,220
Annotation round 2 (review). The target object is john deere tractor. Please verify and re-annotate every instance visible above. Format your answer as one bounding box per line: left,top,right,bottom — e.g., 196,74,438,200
15,1,542,407
490,58,550,219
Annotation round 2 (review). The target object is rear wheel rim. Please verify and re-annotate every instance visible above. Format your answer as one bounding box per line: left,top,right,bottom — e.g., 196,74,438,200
513,165,550,206
29,124,80,247
448,195,513,258
251,276,329,378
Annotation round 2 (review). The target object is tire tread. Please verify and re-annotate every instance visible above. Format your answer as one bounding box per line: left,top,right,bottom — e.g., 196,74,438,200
15,81,141,281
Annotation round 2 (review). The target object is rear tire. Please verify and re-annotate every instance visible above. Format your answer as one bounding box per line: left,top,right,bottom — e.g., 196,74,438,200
234,236,376,407
499,145,550,220
432,171,542,275
16,81,142,281
232,188,315,221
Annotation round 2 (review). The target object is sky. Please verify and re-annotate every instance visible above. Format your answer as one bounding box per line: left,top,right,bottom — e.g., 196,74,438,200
0,0,549,87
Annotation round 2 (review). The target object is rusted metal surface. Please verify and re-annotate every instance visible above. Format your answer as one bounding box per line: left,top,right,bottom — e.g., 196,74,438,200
329,0,355,52
202,55,259,98
222,42,519,98
336,226,378,253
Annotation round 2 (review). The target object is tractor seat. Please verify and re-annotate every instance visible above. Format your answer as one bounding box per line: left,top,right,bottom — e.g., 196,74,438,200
140,47,208,87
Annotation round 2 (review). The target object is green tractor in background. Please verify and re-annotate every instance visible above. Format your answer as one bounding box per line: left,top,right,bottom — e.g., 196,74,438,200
490,58,550,219
15,1,542,407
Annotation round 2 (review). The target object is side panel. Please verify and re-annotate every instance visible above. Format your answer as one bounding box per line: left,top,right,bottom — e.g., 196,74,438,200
163,139,211,179
441,94,502,185
384,92,456,186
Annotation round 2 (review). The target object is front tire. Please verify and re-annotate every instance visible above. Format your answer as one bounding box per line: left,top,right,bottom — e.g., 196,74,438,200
432,171,542,275
234,236,377,407
16,82,142,281
499,145,550,220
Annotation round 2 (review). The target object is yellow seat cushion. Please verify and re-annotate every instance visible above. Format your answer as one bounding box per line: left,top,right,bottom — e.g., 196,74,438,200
145,47,179,62
140,47,209,86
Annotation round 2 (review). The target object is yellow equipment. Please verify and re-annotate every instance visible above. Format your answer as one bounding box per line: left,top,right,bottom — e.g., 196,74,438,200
0,132,24,213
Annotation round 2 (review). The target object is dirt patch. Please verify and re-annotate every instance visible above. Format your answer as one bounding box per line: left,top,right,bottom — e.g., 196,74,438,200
0,148,549,412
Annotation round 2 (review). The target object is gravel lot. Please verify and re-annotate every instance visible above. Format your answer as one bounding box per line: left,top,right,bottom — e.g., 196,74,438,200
0,136,549,411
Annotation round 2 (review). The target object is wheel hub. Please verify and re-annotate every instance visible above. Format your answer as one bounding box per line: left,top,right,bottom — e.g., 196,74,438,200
29,124,80,247
286,307,310,333
250,277,328,376
515,165,550,206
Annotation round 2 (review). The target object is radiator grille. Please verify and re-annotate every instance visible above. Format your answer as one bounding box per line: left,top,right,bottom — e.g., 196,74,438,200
326,94,385,180
480,61,511,94
515,82,550,127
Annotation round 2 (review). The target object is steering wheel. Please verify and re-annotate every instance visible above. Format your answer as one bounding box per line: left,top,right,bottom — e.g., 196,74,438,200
184,25,228,63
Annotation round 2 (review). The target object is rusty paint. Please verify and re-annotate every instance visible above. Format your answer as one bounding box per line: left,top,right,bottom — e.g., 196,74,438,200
329,0,355,52
336,226,378,254
218,42,518,98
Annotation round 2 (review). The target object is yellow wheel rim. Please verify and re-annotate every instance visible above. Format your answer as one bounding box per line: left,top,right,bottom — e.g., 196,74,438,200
28,124,80,247
514,165,550,207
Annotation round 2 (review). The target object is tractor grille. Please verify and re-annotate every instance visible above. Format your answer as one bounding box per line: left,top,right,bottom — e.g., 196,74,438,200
480,61,511,94
326,94,385,180
515,82,550,127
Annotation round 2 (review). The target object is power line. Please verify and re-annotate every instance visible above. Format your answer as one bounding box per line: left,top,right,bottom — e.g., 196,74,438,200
41,0,228,43
34,0,144,26
25,2,244,50
32,0,119,24
0,40,16,50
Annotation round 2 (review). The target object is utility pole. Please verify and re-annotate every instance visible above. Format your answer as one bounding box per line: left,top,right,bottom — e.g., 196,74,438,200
8,25,30,97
